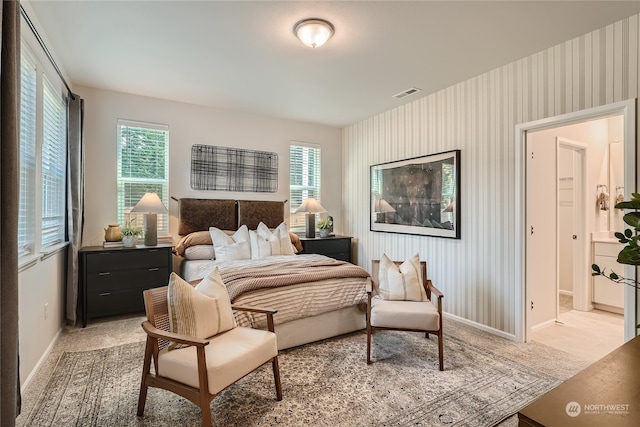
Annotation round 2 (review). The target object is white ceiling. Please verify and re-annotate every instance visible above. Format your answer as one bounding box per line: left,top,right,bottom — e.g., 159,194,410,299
27,1,640,128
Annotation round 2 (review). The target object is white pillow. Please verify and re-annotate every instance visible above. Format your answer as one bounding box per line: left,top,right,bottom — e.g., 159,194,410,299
249,230,272,259
183,245,215,260
256,222,295,256
378,253,428,301
209,225,251,261
166,271,235,350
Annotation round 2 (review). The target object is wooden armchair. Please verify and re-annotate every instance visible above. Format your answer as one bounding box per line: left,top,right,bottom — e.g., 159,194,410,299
367,259,444,370
137,286,283,427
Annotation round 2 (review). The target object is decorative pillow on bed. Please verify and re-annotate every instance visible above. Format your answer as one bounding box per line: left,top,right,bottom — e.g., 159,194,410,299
174,230,212,257
183,245,215,260
167,271,235,350
209,225,251,261
378,253,427,301
255,222,296,256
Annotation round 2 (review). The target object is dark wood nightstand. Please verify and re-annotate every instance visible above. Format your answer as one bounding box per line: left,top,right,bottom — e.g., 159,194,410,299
298,235,352,263
79,244,172,327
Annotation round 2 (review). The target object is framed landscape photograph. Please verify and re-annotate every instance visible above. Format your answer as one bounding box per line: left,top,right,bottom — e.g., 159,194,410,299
370,149,460,239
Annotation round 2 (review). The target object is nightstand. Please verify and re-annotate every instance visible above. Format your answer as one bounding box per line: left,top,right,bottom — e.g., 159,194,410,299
298,235,352,263
79,244,172,327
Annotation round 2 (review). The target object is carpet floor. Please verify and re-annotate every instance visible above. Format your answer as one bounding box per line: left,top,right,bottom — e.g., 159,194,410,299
17,316,592,427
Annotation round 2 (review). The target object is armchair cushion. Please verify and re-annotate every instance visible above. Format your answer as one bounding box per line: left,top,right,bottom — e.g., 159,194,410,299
167,271,235,350
378,253,428,301
157,326,278,395
370,297,440,330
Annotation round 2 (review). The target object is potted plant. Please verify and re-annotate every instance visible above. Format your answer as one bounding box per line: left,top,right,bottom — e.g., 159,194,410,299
317,216,333,238
121,221,143,247
592,192,640,329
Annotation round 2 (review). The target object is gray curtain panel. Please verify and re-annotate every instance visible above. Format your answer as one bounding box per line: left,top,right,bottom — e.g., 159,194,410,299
1,0,22,422
66,95,85,324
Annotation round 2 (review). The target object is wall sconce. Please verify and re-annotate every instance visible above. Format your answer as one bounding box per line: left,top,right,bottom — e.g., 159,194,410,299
130,192,168,246
293,18,334,48
294,197,327,238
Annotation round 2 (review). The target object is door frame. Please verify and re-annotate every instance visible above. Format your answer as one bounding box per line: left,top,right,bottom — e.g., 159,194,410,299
556,138,589,316
515,98,636,343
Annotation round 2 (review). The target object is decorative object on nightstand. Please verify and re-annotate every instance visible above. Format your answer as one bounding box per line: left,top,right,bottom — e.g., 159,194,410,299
317,216,333,238
294,197,327,238
130,192,168,246
104,224,122,242
121,223,143,248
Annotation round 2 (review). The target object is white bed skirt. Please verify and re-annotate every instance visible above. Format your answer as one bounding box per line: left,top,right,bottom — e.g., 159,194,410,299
273,305,366,350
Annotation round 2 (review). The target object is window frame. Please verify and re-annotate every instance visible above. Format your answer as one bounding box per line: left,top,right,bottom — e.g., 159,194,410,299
116,119,170,235
289,141,321,230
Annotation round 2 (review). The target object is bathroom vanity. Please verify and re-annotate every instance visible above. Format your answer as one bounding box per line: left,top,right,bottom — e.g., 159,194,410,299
591,238,624,314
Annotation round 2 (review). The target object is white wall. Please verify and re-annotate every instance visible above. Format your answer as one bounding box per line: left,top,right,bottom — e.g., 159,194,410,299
77,86,343,247
18,251,65,388
343,14,640,337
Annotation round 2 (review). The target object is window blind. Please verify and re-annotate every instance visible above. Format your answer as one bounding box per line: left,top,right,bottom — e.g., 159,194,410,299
117,120,169,232
41,76,67,248
289,143,321,228
19,47,37,256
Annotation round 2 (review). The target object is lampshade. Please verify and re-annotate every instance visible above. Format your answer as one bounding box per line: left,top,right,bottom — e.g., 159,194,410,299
373,199,396,213
130,192,168,214
293,18,334,48
294,197,327,214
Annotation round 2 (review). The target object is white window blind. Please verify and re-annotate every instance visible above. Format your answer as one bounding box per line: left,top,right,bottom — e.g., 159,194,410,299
117,120,169,232
289,143,321,228
19,47,37,256
41,76,67,248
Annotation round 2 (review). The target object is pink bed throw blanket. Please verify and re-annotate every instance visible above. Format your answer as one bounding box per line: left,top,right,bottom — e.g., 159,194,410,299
218,255,370,301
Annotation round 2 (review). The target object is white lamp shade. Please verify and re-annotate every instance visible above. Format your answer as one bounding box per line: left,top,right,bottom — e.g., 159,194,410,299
130,192,168,214
294,19,334,48
294,197,327,214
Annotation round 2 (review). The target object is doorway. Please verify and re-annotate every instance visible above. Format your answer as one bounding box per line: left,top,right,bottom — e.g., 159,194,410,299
514,99,637,344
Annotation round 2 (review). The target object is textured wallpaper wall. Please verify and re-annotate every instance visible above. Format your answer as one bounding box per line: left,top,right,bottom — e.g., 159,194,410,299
343,14,640,337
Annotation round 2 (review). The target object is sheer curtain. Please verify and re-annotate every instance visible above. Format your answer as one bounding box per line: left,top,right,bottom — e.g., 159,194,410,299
1,0,22,422
66,95,84,324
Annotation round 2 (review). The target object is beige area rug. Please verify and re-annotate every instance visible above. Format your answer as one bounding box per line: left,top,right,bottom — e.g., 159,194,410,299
20,330,565,427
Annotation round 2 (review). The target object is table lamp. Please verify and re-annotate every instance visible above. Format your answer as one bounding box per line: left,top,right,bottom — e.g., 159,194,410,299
130,192,168,246
294,197,327,238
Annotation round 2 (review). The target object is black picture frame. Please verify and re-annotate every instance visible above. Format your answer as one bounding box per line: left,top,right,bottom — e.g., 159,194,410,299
370,149,460,239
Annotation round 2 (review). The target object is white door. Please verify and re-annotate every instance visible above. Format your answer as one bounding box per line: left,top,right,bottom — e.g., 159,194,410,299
557,138,588,312
526,136,558,331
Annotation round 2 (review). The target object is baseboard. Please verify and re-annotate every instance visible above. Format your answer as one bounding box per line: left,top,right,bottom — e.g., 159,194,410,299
531,318,557,333
443,312,517,341
559,290,573,296
21,327,62,393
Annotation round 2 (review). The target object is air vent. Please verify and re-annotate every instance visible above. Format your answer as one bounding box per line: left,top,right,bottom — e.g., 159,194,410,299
393,87,422,99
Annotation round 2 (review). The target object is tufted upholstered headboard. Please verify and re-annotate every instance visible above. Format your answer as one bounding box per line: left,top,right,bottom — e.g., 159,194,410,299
178,198,285,236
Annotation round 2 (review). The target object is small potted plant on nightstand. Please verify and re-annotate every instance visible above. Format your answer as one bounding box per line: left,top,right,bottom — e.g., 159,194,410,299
317,216,333,238
121,221,143,247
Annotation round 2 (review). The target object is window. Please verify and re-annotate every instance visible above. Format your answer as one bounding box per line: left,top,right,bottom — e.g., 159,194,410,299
289,142,321,229
18,47,37,256
41,76,68,248
19,42,69,261
117,120,169,233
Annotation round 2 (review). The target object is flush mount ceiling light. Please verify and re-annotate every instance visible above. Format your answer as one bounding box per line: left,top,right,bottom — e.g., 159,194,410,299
294,18,334,48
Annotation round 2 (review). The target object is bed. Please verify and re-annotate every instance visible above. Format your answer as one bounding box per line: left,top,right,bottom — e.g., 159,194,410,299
173,198,370,350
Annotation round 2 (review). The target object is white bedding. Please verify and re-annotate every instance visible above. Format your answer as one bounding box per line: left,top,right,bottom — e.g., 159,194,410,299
181,255,369,329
